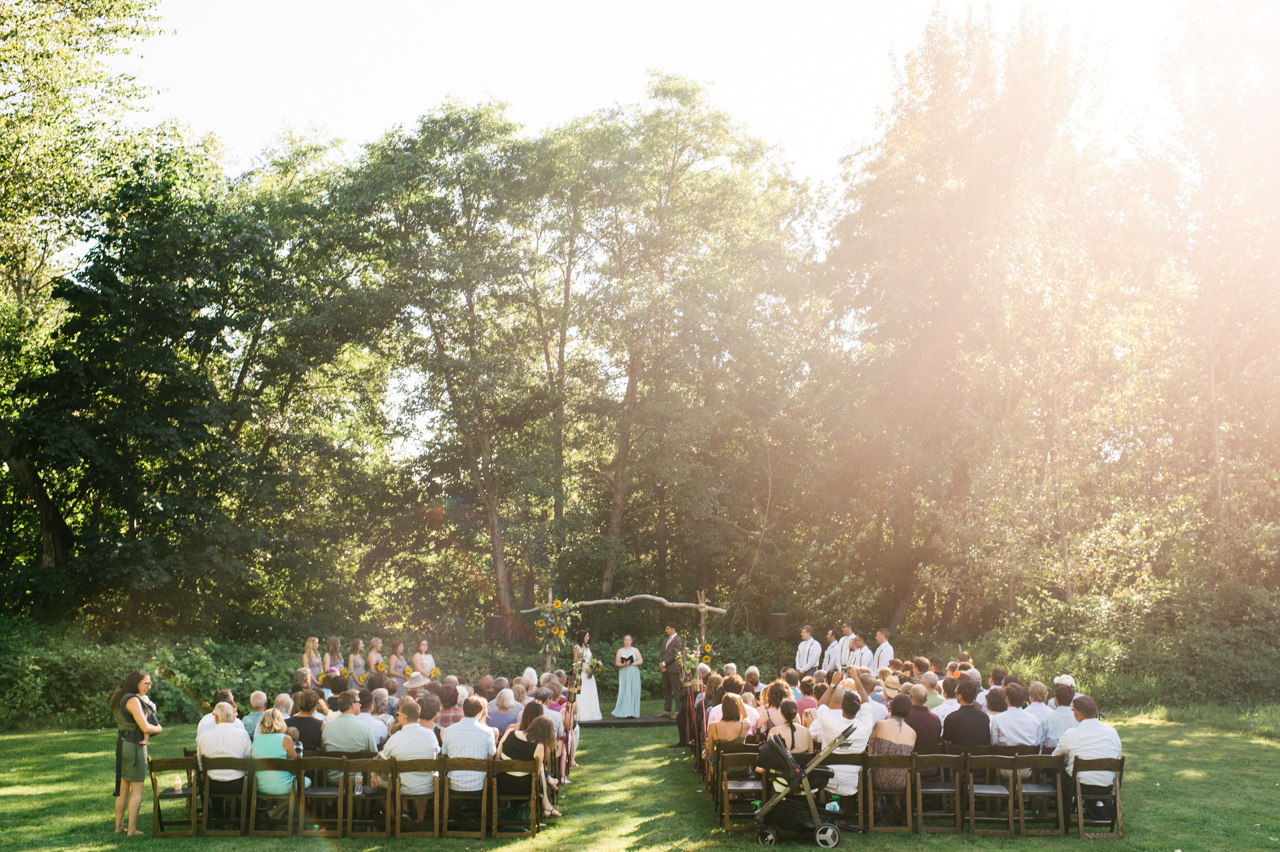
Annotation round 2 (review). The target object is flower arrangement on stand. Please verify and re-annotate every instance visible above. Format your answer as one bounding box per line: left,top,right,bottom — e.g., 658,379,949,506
677,639,716,685
535,598,579,669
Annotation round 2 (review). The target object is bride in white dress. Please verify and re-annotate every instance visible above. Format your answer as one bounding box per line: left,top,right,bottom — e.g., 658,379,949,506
574,630,602,722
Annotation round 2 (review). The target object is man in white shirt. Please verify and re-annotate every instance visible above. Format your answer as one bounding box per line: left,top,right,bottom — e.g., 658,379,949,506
795,625,821,677
974,667,1005,713
933,675,961,723
441,696,497,792
196,702,251,819
849,632,873,670
989,683,1043,746
871,628,894,673
1053,695,1122,817
821,628,840,673
815,680,875,802
356,689,389,746
379,698,439,796
195,689,236,743
835,621,855,667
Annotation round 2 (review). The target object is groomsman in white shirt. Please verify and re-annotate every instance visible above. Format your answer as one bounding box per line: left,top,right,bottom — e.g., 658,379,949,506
821,628,840,672
872,627,895,672
795,625,821,677
836,621,856,667
849,632,873,670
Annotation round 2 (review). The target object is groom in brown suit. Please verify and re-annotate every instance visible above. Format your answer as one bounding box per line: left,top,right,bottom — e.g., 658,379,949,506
657,623,685,717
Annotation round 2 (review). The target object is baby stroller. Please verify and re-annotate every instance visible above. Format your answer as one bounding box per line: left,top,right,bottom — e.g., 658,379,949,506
753,724,858,847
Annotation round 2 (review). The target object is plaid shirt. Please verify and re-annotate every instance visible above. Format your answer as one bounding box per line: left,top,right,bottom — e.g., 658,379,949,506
440,717,496,791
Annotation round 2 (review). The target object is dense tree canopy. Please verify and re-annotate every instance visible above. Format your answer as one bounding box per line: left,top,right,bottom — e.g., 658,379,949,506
3,3,1279,648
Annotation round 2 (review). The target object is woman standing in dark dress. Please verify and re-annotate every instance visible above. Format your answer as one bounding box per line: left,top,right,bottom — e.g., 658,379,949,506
110,670,163,836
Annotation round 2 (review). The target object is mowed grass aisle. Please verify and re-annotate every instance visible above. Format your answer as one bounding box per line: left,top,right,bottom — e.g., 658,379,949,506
1,710,1278,851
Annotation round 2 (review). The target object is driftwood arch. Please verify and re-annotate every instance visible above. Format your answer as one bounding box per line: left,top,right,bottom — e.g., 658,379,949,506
520,590,726,648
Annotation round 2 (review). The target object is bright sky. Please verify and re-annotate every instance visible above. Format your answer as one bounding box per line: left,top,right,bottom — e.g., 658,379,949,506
117,0,1174,188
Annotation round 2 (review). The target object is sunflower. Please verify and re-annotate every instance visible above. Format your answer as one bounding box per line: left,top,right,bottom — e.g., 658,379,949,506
376,662,387,673
430,667,440,680
702,655,711,663
553,600,563,609
704,644,713,652
358,673,368,684
339,668,350,678
536,619,546,627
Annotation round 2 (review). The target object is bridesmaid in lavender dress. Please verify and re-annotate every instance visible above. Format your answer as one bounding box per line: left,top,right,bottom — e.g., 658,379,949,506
347,638,365,690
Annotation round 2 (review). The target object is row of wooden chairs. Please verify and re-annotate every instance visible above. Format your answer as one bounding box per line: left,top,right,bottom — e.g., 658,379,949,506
702,741,1123,838
148,753,542,839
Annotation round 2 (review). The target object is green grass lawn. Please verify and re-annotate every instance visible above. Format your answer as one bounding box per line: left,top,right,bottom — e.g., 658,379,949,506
2,702,1277,851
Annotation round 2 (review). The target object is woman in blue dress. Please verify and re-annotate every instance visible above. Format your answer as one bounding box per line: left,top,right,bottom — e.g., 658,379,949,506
611,634,643,718
251,709,309,819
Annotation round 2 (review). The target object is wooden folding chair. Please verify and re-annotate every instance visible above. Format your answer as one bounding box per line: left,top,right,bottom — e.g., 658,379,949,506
247,759,296,837
490,758,540,837
440,757,490,839
914,752,963,833
719,748,762,831
820,752,867,831
966,754,1015,836
200,757,249,836
865,753,914,833
346,757,391,838
149,756,198,837
1016,753,1066,835
392,757,441,838
297,756,345,837
1071,756,1124,839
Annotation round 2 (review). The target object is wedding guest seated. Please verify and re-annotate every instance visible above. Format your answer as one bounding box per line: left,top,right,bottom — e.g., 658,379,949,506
435,683,463,728
706,694,752,774
285,688,325,755
797,678,817,715
512,682,529,707
197,702,251,818
722,663,738,678
321,691,377,781
1052,696,1122,818
707,675,759,725
1026,681,1052,722
743,666,763,695
991,683,1042,746
241,692,267,740
905,684,941,747
487,688,519,736
370,688,395,729
196,690,236,742
752,681,790,735
815,682,874,804
774,698,812,754
441,696,497,792
860,673,889,722
273,693,293,717
497,713,559,818
941,679,990,747
868,694,917,795
251,709,309,819
378,697,438,817
921,672,943,709
934,675,961,724
1039,681,1080,748
356,689,389,746
487,678,510,715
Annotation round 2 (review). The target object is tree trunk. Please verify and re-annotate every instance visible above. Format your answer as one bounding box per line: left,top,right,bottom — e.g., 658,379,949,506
602,344,641,596
0,419,75,570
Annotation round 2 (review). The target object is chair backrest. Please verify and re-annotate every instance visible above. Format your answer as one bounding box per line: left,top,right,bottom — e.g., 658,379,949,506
251,757,298,784
298,755,346,773
967,754,1016,774
821,752,867,768
914,753,963,773
1017,753,1065,773
392,757,442,776
150,756,198,775
202,756,251,775
491,758,538,776
1072,757,1124,784
993,744,1041,757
